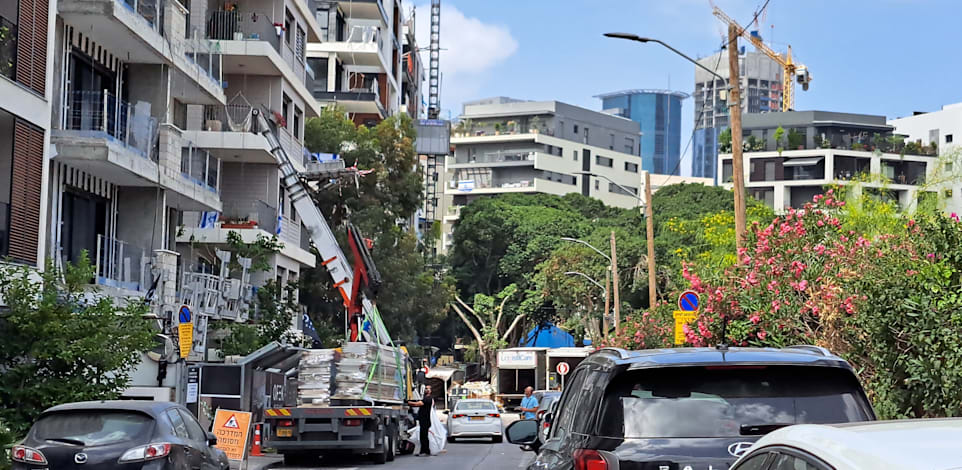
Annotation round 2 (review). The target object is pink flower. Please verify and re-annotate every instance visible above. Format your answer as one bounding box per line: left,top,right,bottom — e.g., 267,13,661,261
757,330,768,340
771,299,781,312
817,219,825,227
750,314,761,324
906,269,918,276
952,213,960,222
815,244,827,255
927,253,936,260
767,280,778,291
908,220,916,228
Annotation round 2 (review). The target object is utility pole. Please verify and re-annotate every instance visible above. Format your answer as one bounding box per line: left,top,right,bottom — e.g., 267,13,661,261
645,172,656,308
610,231,620,334
728,23,747,257
603,269,610,339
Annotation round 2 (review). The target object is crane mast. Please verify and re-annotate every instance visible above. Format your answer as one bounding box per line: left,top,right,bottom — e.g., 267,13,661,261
712,5,811,112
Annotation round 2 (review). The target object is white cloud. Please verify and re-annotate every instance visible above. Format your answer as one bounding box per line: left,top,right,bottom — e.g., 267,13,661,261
414,3,518,116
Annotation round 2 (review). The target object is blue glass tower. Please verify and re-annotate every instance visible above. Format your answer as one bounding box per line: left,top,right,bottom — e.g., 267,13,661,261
595,89,688,175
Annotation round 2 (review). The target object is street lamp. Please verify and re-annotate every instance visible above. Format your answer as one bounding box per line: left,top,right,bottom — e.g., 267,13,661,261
574,171,644,207
560,237,610,263
604,31,747,259
564,271,606,294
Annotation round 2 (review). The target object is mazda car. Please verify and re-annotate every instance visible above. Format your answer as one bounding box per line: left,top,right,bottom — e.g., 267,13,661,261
507,346,876,470
11,400,229,470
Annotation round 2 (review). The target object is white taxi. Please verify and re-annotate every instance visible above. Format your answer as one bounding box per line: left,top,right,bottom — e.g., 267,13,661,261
446,399,503,443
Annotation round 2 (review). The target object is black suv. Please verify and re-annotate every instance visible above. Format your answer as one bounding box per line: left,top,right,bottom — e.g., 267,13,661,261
506,346,876,470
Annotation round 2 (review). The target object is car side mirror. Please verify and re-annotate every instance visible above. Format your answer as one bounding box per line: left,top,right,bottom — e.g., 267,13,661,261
506,419,539,447
206,432,217,446
443,410,449,415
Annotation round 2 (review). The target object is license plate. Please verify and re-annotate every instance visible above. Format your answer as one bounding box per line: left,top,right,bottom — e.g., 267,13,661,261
277,428,293,437
470,416,484,421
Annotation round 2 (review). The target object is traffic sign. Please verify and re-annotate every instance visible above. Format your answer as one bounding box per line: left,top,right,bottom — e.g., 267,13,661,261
678,290,700,311
556,361,570,376
178,305,193,359
212,409,252,461
673,310,698,345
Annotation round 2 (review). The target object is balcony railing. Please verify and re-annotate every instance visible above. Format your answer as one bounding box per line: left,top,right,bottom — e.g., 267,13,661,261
0,15,17,81
206,10,280,50
180,145,220,193
220,200,279,234
202,103,262,132
184,28,223,86
120,0,164,33
95,235,151,292
456,150,538,165
63,90,159,160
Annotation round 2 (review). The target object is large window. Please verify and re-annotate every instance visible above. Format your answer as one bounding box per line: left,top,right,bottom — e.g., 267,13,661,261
316,8,330,40
609,182,637,196
0,0,17,81
625,161,638,173
596,155,613,167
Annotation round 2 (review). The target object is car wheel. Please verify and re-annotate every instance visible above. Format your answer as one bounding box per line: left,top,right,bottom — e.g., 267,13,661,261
493,435,503,444
447,436,456,443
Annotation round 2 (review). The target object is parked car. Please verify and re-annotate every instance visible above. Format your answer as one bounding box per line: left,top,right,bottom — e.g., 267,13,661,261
535,393,561,447
506,346,876,470
446,399,503,443
729,418,962,470
11,400,229,470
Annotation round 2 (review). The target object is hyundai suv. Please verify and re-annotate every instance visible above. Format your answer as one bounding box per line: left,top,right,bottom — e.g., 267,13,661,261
506,346,876,470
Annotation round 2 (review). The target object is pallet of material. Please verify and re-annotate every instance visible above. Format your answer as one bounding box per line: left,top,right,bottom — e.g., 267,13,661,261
297,349,337,406
333,342,407,403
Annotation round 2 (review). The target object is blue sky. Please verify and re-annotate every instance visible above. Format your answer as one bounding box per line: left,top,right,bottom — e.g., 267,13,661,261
415,0,960,174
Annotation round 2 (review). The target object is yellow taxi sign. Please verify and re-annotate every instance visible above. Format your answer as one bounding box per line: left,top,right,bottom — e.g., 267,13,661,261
673,310,698,345
212,409,252,461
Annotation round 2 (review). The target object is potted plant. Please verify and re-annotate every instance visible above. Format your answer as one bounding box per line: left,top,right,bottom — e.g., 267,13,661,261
529,116,542,134
851,142,864,151
819,137,832,149
773,126,785,155
788,128,804,150
494,123,502,135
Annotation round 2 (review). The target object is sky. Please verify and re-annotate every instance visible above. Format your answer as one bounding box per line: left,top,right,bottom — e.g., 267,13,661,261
413,0,961,176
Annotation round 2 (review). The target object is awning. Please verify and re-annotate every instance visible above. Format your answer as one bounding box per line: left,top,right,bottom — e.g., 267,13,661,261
783,156,824,167
426,367,460,382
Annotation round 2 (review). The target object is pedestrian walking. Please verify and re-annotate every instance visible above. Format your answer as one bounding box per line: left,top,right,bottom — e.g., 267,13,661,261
408,385,435,456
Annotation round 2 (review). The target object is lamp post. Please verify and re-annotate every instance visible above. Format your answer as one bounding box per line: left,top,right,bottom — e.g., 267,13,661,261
604,32,747,258
560,237,619,333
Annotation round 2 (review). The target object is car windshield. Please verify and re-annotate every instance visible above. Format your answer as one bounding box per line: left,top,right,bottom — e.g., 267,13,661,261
540,396,557,411
456,401,496,411
32,411,154,446
599,366,872,439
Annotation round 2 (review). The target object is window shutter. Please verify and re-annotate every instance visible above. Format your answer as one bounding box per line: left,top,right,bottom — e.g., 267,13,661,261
15,0,48,94
9,119,44,265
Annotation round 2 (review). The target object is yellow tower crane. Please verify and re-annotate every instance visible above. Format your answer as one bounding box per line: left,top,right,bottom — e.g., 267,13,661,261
712,5,812,112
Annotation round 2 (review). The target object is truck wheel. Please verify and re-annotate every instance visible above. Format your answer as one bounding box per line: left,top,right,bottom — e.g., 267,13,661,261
386,429,396,462
371,435,389,465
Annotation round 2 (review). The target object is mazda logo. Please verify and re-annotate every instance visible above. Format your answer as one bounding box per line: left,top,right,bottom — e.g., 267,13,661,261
74,453,88,464
728,442,754,457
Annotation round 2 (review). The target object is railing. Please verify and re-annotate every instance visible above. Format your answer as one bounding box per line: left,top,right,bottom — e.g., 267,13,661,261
345,24,381,47
63,90,159,160
220,200,279,234
206,10,280,51
180,145,220,193
120,0,164,33
184,28,223,87
456,150,538,165
202,103,261,132
0,15,17,81
95,234,151,292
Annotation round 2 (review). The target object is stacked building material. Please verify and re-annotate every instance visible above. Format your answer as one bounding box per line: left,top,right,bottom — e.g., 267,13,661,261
332,342,406,402
296,349,337,406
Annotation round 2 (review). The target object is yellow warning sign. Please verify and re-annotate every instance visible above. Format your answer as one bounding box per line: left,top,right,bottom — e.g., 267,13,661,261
212,409,252,461
673,310,698,345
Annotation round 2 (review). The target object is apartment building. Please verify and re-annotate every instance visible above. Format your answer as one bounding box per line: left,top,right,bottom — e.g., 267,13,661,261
306,0,404,126
596,89,687,175
441,98,710,252
692,48,783,179
400,7,423,119
1,0,55,269
718,111,938,212
890,103,962,212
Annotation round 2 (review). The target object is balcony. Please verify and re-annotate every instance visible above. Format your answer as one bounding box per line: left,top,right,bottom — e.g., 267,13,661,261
220,200,280,234
313,80,385,117
308,24,385,67
0,14,16,82
450,150,539,168
53,90,162,186
182,104,275,164
95,235,151,292
177,207,316,268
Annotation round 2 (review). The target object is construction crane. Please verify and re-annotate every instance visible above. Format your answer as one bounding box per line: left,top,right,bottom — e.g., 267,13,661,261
712,5,811,112
427,0,441,119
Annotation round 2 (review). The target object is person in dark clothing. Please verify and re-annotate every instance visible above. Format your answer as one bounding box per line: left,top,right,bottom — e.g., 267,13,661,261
407,385,434,456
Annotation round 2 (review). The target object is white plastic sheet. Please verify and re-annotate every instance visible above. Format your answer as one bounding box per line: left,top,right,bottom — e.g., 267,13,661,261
408,408,447,454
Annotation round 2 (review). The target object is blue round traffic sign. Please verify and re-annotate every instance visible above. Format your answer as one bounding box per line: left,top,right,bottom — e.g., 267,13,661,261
679,290,699,311
179,305,192,323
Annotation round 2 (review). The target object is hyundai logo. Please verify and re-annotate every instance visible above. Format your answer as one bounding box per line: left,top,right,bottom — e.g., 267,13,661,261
728,442,754,458
74,453,88,464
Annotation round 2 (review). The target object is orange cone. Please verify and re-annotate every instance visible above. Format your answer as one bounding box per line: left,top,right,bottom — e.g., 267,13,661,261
251,424,263,456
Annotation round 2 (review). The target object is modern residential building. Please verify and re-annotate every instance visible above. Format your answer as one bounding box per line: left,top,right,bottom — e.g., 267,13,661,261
400,7,424,119
692,48,783,179
441,98,710,252
718,111,938,212
596,89,688,175
1,0,55,269
307,0,404,126
890,102,962,212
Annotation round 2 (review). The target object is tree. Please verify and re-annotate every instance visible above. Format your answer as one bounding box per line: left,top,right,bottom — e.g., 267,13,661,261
448,285,524,369
774,126,785,155
0,254,154,438
719,128,732,153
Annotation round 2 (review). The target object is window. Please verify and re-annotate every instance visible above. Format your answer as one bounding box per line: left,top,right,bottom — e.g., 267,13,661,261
316,8,330,40
307,58,329,93
771,454,821,470
609,133,615,150
294,106,303,140
573,124,578,134
296,25,306,62
732,453,772,470
609,182,637,196
594,180,599,190
573,150,578,161
455,401,497,412
282,93,292,131
722,160,734,182
166,409,189,439
654,134,665,155
625,137,634,155
550,368,587,441
625,161,638,173
178,410,208,443
765,161,776,180
947,134,954,144
596,156,613,168
285,9,294,46
33,412,153,446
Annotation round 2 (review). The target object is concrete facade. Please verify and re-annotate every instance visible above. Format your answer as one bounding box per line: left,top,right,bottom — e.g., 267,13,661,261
890,103,962,213
692,49,783,179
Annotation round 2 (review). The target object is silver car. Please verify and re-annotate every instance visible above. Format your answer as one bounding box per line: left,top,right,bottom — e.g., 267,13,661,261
446,399,503,443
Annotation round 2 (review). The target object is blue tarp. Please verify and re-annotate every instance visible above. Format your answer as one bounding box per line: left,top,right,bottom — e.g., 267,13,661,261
521,322,575,348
